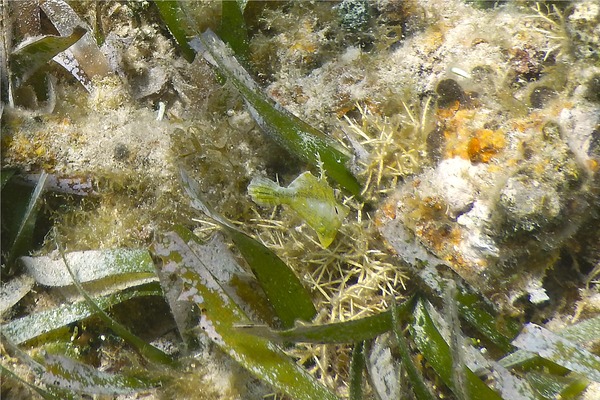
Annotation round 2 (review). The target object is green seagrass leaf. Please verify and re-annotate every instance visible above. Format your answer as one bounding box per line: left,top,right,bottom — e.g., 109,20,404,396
9,27,86,87
190,30,362,196
410,299,503,400
179,167,317,328
153,230,339,400
154,1,196,62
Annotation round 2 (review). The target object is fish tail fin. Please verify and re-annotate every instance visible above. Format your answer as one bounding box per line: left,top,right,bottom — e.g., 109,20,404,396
248,177,283,207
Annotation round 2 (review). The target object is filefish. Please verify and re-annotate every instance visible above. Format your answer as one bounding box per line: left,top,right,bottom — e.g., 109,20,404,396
248,172,349,248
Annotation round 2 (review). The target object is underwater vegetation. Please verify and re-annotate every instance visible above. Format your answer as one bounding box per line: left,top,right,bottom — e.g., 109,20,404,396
248,171,349,248
2,0,600,399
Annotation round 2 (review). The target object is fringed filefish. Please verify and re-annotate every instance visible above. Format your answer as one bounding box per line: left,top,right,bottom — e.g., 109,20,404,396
248,172,349,248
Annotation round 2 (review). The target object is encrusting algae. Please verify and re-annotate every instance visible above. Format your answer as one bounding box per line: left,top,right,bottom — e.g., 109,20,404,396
248,171,349,248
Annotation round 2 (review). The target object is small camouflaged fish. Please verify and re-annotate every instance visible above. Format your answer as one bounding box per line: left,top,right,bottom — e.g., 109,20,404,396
248,172,349,248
